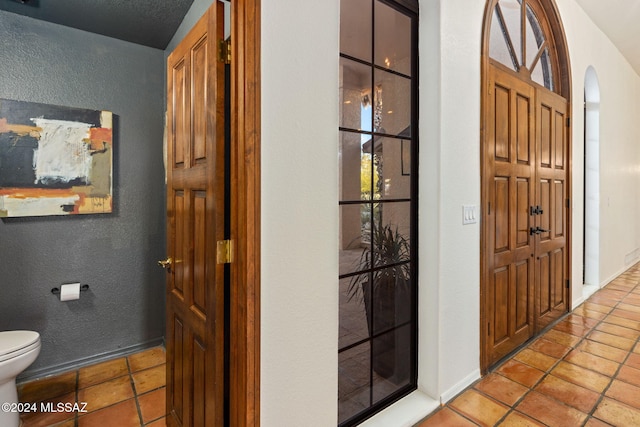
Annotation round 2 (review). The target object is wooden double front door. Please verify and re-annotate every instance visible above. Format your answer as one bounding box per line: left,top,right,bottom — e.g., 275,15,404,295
482,65,569,369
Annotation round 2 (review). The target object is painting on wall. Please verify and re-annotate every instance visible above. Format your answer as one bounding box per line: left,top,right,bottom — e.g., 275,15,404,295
0,98,113,218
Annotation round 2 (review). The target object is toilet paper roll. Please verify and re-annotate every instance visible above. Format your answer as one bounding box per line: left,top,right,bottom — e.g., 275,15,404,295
60,283,81,301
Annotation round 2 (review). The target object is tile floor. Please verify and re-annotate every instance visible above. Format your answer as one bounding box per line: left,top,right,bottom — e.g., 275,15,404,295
417,263,640,427
16,263,640,427
17,346,167,427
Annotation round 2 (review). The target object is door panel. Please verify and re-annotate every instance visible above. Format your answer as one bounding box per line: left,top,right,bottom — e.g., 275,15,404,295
486,67,536,362
166,3,225,426
535,89,568,332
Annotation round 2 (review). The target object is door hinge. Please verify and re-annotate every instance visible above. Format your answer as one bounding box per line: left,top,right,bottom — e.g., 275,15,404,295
219,38,231,64
217,239,234,264
566,279,570,289
566,198,570,209
567,117,571,127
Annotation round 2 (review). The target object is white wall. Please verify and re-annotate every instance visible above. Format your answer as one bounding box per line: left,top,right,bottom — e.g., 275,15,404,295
173,0,640,425
432,0,485,400
261,0,340,425
556,0,640,299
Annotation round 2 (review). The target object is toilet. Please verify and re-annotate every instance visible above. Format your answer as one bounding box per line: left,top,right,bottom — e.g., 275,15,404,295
0,331,41,427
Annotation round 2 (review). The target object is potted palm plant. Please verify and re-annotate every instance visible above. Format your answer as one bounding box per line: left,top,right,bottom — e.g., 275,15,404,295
348,222,411,382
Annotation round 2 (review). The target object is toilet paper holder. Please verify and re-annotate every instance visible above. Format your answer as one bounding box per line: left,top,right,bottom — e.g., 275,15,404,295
51,284,90,295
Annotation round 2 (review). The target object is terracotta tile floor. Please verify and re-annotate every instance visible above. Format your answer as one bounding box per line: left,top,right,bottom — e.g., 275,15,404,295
418,263,640,427
17,346,167,427
15,264,640,427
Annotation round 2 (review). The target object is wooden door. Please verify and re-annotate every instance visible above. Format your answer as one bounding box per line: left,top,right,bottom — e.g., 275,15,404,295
534,89,569,331
483,66,569,368
164,3,226,426
485,66,537,364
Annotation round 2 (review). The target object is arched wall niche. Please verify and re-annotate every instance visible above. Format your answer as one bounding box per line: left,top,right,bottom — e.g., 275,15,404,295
583,66,600,292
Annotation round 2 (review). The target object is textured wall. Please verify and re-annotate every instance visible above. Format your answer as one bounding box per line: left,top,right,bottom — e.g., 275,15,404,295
261,0,340,425
0,11,166,377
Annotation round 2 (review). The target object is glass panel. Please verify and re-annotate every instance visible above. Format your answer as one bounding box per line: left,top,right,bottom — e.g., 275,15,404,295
374,137,411,200
526,5,544,67
497,0,522,66
489,8,517,70
372,325,411,402
339,131,373,202
339,204,371,273
531,48,554,90
374,0,411,76
340,276,371,348
340,57,372,132
340,0,372,62
370,267,411,335
373,69,411,136
531,56,544,87
338,343,371,424
541,48,554,91
339,0,415,423
373,201,411,265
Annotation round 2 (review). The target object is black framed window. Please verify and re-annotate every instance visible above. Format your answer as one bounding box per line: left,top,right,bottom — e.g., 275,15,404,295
338,0,418,425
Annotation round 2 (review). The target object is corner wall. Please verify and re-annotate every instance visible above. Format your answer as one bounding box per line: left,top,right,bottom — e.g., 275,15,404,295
0,11,166,377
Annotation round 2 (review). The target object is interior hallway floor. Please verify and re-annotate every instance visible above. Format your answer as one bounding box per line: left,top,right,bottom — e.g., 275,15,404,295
17,346,167,427
15,264,640,427
417,263,640,427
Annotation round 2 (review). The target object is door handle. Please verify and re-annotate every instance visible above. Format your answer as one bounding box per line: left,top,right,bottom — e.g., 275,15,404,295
158,257,173,269
529,205,544,215
529,227,549,235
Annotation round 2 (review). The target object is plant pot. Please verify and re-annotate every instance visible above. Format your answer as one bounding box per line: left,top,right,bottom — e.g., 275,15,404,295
362,278,410,384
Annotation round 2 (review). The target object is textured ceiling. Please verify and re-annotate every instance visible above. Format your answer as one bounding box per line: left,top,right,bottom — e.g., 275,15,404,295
0,0,194,49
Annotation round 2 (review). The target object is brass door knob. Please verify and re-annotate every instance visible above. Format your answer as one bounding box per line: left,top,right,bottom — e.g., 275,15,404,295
158,257,173,269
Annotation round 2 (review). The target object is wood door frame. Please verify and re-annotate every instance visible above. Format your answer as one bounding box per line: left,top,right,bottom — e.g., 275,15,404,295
229,0,261,425
479,0,572,373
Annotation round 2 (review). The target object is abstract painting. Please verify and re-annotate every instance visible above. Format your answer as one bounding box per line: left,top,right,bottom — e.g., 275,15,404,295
0,98,113,217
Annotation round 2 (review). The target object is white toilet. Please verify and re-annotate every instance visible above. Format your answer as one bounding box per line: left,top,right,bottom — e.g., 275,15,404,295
0,331,41,427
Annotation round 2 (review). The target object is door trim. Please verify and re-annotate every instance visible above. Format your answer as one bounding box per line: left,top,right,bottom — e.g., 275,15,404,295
480,0,572,373
229,0,261,424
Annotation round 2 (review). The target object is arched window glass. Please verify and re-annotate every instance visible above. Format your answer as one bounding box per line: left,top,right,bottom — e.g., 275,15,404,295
489,7,518,71
489,0,555,90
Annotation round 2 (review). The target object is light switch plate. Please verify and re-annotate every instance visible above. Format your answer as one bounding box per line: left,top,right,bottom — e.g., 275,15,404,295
463,205,478,225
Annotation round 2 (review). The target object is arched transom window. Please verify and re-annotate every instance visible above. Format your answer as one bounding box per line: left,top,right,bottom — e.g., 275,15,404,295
489,0,556,91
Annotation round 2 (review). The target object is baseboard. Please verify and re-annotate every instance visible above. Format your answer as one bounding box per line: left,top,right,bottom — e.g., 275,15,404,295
359,390,440,427
573,283,600,308
602,262,638,289
440,368,481,404
17,337,165,384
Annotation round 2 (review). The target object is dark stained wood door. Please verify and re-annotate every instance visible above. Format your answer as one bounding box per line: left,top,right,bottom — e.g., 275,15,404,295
534,88,569,332
483,66,569,368
165,3,226,426
485,66,537,364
